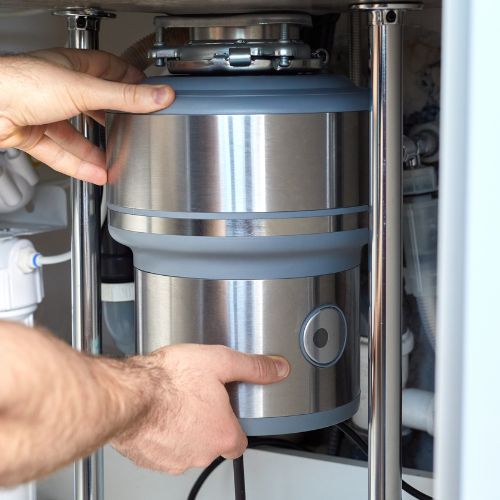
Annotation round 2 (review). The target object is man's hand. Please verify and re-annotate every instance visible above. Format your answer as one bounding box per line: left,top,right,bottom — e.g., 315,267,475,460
112,344,290,475
0,48,174,185
0,323,289,485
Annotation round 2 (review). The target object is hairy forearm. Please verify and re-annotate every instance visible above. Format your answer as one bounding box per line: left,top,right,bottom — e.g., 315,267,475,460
0,315,289,484
0,321,153,486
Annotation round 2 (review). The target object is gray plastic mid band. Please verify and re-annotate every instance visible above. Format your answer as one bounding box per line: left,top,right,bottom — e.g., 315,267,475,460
110,227,368,280
239,395,360,436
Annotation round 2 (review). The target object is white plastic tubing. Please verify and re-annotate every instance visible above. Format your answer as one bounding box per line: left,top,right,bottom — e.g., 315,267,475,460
353,330,435,435
23,185,108,268
36,251,71,266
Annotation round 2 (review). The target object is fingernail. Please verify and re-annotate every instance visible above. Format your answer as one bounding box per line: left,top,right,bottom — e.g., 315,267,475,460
153,86,173,105
270,356,290,378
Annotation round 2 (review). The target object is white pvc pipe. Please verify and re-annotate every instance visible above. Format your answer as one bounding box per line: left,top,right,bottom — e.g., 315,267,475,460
0,164,22,207
4,149,39,187
402,388,434,436
353,330,417,431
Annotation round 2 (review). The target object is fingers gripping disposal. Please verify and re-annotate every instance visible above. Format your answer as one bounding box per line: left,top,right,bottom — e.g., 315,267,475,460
106,13,369,435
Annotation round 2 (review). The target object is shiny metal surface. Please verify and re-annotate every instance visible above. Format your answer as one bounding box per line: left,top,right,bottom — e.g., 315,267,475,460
108,210,366,237
166,57,322,74
57,9,112,500
356,2,421,9
1,0,437,14
150,13,316,73
152,41,320,74
108,112,367,213
154,12,312,28
353,4,420,500
137,268,360,419
190,25,301,41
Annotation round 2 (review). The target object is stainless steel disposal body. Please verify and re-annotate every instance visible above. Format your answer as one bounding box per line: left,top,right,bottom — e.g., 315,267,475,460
107,74,369,435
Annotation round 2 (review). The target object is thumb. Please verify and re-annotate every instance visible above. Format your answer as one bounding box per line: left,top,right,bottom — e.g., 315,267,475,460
219,350,290,385
78,76,175,114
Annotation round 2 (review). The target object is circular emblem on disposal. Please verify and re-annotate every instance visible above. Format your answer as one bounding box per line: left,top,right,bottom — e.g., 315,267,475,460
300,305,347,367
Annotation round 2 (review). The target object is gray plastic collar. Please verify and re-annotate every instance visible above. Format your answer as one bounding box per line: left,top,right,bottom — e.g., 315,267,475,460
135,74,370,115
240,394,360,436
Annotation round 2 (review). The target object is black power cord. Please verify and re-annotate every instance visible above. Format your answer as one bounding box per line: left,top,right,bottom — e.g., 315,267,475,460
187,438,308,500
187,456,225,500
188,428,432,500
233,456,246,500
336,423,433,500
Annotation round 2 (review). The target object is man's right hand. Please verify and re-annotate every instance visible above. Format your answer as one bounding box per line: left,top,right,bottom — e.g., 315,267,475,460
111,344,290,474
0,323,289,486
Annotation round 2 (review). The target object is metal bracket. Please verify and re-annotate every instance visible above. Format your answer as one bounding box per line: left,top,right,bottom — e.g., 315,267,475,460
53,8,116,30
153,12,312,29
228,47,252,67
149,12,322,73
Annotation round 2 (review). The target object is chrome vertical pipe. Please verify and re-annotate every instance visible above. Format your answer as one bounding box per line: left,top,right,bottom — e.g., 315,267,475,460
368,9,403,498
54,9,114,500
352,3,420,500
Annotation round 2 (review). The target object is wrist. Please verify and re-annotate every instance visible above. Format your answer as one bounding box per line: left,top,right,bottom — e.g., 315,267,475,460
97,354,166,444
90,356,145,438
